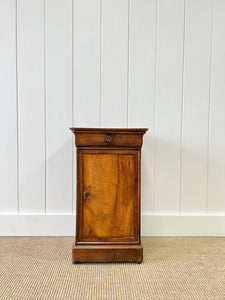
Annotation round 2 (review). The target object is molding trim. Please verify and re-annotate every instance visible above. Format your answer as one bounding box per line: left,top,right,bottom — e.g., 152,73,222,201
1,214,225,236
141,214,225,236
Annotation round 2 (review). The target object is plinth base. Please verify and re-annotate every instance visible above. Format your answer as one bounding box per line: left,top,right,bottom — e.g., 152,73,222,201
72,243,143,263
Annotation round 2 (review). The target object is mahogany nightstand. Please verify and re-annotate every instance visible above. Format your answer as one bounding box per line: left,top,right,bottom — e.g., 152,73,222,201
70,128,148,263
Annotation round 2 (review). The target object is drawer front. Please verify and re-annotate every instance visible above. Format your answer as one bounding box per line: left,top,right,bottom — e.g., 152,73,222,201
75,132,143,147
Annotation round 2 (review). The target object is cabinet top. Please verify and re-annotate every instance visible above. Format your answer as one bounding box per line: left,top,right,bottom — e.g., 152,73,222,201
70,128,148,134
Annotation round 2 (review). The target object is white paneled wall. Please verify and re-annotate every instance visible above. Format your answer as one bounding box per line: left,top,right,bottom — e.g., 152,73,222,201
17,0,46,213
181,0,212,214
207,0,225,214
128,0,156,213
74,0,101,128
0,0,18,213
154,0,184,214
45,0,73,213
1,0,225,236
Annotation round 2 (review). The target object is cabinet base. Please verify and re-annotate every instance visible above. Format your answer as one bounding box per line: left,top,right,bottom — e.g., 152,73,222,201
72,243,143,263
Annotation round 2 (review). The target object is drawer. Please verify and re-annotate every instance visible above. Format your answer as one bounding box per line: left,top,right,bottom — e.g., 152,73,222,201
70,128,148,148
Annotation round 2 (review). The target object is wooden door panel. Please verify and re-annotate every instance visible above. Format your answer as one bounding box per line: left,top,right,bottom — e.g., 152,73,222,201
77,149,139,244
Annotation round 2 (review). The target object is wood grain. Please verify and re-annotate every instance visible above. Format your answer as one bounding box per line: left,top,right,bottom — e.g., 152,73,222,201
71,128,147,147
72,243,143,263
80,151,137,242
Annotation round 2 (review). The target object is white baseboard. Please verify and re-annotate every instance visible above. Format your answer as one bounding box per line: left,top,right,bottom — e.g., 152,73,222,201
141,214,225,236
1,214,225,236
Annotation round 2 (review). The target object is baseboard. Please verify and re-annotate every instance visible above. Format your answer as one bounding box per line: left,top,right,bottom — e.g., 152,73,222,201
1,214,225,236
0,214,75,236
141,214,225,236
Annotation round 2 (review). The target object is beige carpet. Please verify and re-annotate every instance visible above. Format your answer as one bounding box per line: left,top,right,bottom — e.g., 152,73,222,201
0,237,225,300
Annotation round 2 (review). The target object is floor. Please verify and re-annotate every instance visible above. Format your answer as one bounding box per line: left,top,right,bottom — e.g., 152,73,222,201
0,237,225,299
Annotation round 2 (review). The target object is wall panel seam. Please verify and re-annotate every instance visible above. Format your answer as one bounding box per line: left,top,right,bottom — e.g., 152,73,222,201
179,0,186,215
206,0,214,215
72,0,75,214
153,0,158,215
44,0,47,215
16,0,19,214
126,0,130,128
100,0,102,128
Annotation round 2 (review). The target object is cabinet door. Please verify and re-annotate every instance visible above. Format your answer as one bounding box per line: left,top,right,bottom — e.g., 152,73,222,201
76,149,140,244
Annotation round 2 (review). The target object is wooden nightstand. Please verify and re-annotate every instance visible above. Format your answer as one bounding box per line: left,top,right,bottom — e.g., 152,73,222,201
70,128,148,263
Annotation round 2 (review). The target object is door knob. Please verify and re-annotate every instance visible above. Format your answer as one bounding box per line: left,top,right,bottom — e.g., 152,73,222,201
85,192,90,198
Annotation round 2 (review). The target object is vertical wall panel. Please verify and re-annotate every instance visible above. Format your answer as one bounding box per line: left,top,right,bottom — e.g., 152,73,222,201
73,0,101,213
154,0,184,214
17,0,45,213
208,0,225,214
101,0,128,127
128,0,156,213
74,0,101,127
45,0,73,213
181,0,212,214
0,0,17,212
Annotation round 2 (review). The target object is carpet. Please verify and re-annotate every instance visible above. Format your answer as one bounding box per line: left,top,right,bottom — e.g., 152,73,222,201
0,237,225,299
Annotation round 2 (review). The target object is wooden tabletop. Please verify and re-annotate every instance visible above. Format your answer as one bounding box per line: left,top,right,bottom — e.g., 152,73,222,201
70,127,148,133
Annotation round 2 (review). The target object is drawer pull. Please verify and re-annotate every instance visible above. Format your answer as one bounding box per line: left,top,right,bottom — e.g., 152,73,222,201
106,136,112,142
85,192,90,198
